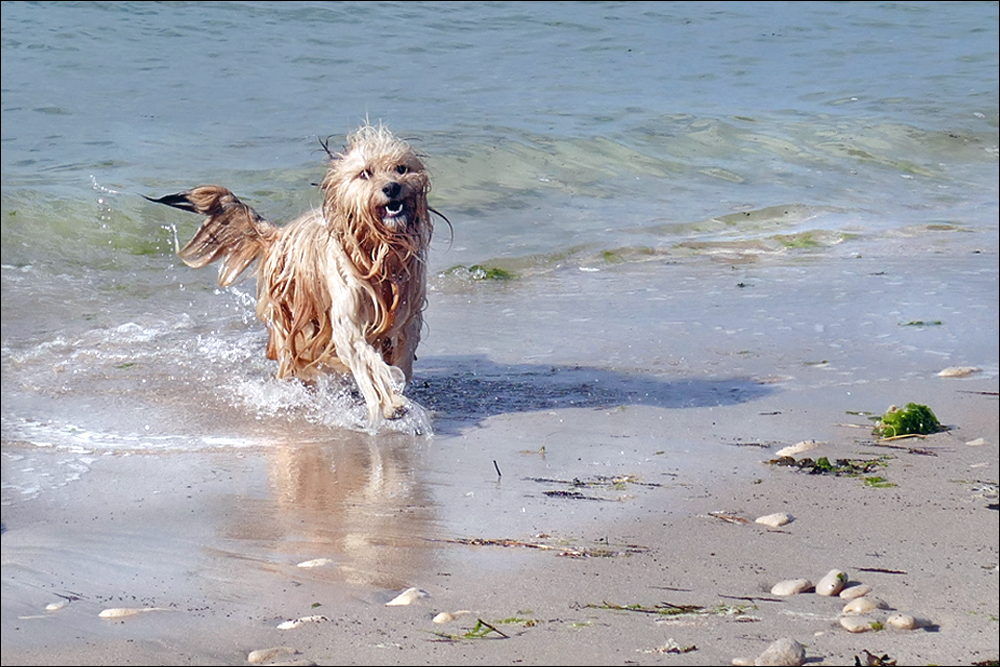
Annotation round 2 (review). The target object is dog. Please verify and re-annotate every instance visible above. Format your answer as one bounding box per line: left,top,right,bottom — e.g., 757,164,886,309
149,123,434,424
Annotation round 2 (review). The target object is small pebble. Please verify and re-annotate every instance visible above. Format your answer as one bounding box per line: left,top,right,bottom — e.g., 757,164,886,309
754,637,806,666
937,366,980,378
248,647,299,664
775,441,817,457
770,579,813,596
296,558,333,568
276,615,329,630
840,616,878,633
839,584,872,600
755,512,793,528
98,607,165,619
842,596,886,615
815,569,847,597
432,610,472,624
45,600,68,612
385,587,427,606
965,437,988,447
886,612,918,630
733,658,755,666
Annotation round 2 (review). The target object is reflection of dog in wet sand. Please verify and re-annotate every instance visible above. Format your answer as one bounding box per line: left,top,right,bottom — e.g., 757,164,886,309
149,124,435,424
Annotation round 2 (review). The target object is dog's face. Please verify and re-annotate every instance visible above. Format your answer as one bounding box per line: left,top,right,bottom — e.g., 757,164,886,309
321,125,430,232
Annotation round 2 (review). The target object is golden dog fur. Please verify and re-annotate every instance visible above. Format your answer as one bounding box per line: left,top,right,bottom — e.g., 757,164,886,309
149,124,433,424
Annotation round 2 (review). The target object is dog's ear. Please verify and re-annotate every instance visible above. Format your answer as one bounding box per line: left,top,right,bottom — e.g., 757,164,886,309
312,136,344,188
318,135,341,162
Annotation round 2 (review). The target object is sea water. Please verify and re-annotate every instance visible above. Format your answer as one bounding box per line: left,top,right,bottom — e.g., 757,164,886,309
2,1,997,476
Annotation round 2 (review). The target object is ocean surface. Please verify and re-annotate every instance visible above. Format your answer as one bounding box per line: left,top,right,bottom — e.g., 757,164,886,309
2,1,998,497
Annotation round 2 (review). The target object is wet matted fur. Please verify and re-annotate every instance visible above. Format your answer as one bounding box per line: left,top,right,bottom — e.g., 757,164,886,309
149,124,434,424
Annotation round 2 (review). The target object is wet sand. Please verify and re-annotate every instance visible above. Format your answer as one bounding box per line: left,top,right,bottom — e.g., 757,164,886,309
2,238,998,666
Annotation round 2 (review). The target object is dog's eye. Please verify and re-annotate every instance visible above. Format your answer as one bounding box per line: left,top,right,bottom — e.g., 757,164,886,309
359,169,372,180
395,165,408,175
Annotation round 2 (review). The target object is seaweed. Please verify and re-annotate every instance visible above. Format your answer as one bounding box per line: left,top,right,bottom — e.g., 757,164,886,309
768,455,889,477
855,650,896,666
862,476,897,488
588,600,752,618
430,618,510,641
443,264,516,281
429,535,648,558
873,403,942,438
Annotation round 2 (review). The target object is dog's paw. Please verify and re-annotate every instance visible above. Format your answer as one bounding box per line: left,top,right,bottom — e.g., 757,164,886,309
384,403,408,421
382,396,409,421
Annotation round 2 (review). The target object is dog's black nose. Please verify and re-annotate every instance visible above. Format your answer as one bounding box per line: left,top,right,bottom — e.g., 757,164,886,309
383,182,402,199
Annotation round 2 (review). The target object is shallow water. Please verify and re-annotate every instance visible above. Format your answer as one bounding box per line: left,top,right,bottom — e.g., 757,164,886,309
2,2,998,502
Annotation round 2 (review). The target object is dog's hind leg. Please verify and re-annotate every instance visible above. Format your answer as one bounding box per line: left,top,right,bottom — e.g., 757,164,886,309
146,185,277,287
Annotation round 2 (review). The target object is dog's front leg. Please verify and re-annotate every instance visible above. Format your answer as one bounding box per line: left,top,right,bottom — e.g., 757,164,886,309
326,288,408,424
339,331,409,423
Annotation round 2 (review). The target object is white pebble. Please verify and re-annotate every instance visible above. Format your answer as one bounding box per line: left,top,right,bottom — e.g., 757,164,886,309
815,570,847,597
937,366,980,378
733,658,756,666
839,616,878,633
432,610,471,624
98,607,166,619
385,587,427,606
775,441,818,457
755,512,793,528
886,612,918,630
248,647,299,663
754,637,806,666
295,558,333,568
839,584,871,600
965,437,988,447
770,579,812,596
45,600,68,612
842,597,886,615
276,615,328,630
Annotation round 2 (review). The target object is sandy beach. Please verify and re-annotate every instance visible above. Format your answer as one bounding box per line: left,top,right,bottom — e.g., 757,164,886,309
3,3,998,665
3,237,998,667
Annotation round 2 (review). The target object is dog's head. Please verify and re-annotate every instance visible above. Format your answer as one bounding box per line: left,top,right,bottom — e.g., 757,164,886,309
321,124,430,234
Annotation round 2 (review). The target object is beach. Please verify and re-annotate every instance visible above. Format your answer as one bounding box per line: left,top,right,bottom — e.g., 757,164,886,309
2,2,998,665
3,232,997,666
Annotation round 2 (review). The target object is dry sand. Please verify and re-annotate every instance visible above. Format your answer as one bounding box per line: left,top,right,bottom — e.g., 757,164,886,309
2,372,997,666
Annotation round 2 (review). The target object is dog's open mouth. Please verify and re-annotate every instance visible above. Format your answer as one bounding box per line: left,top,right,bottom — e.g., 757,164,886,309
381,200,409,227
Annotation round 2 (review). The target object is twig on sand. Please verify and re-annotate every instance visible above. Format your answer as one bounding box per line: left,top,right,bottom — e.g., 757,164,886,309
472,618,509,639
523,475,663,488
869,440,938,456
718,593,783,603
428,618,510,642
854,567,907,575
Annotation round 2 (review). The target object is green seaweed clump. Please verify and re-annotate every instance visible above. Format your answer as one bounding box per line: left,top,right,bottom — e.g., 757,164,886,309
443,264,516,281
769,456,887,476
469,264,515,280
874,403,941,438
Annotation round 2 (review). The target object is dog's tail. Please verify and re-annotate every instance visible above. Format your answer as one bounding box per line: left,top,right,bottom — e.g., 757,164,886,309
146,185,278,287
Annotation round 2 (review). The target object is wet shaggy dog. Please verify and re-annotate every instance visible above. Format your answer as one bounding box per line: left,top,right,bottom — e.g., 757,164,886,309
149,124,434,424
